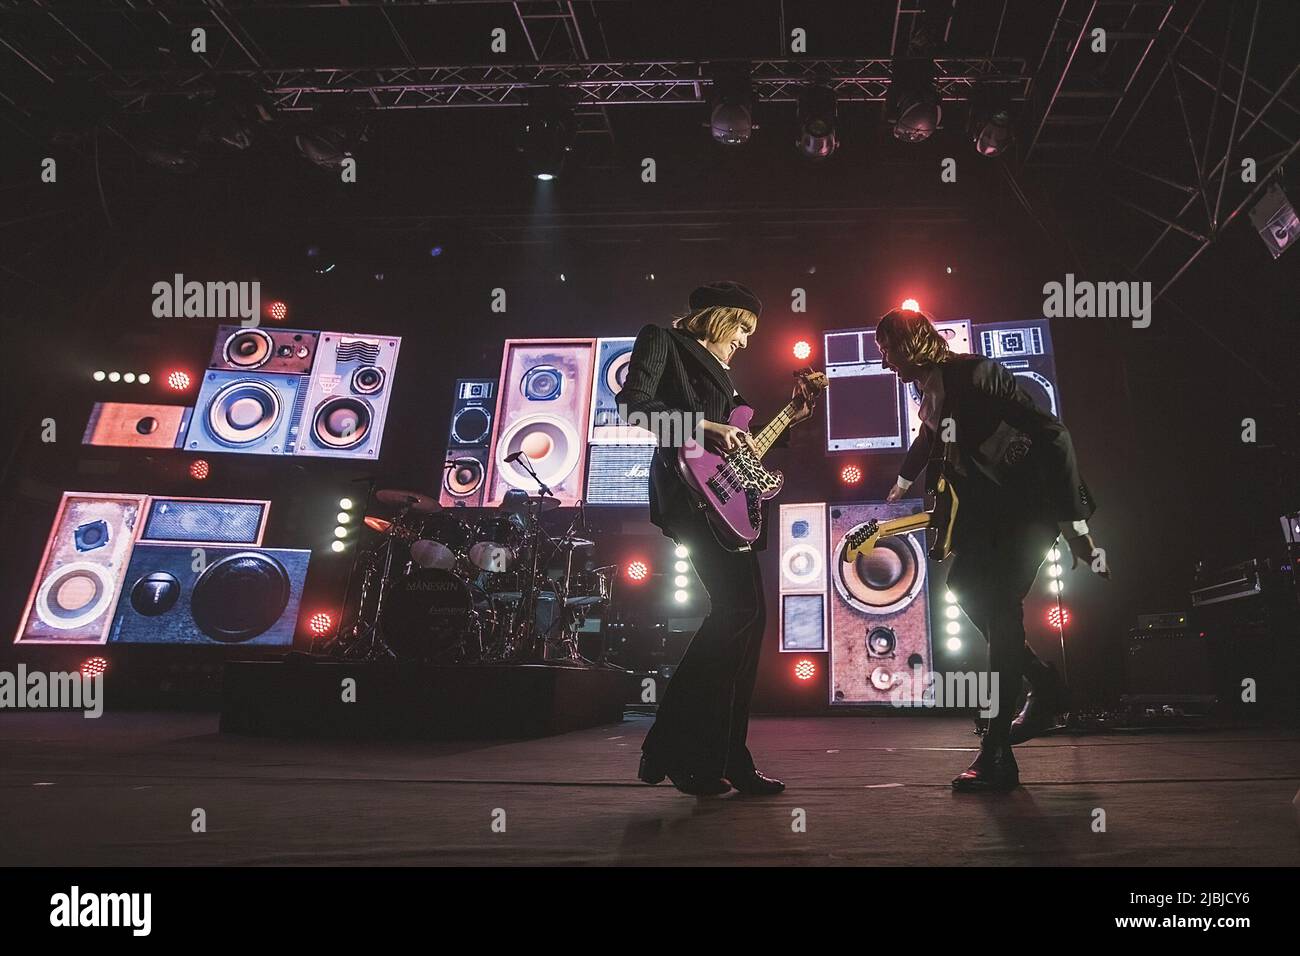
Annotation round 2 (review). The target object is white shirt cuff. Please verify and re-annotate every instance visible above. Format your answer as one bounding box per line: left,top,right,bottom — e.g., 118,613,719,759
1061,520,1089,538
895,476,913,492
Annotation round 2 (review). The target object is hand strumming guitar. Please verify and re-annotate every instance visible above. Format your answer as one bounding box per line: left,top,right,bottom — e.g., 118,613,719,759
700,420,757,456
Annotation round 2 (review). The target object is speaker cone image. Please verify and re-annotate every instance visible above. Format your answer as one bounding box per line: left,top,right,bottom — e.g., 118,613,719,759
35,562,113,630
188,551,292,642
521,365,564,401
350,365,386,395
222,328,275,369
834,528,926,615
311,396,373,449
445,457,485,497
496,415,580,491
206,380,283,446
451,407,491,445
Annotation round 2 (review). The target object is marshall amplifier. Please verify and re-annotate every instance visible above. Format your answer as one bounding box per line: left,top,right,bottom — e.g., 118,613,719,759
585,444,654,506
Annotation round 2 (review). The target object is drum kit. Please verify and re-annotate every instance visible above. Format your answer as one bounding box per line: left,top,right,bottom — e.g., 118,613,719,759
327,486,614,665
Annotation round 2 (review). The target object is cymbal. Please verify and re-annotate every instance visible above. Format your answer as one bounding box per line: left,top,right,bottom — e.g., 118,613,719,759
375,489,441,513
363,515,393,534
559,537,595,549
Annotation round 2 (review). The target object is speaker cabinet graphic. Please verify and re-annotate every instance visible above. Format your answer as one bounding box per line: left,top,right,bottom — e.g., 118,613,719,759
15,493,148,645
298,332,402,459
208,325,320,375
778,503,828,653
139,497,268,546
439,378,496,508
83,403,191,449
904,319,973,445
829,502,933,705
589,337,656,445
974,319,1061,419
109,545,310,647
184,369,309,456
823,328,905,452
486,339,596,507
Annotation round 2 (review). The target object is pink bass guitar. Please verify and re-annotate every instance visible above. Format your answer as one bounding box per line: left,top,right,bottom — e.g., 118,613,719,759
676,368,828,551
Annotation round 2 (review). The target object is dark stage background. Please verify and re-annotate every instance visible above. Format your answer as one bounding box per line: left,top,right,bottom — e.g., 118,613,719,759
1,0,1296,712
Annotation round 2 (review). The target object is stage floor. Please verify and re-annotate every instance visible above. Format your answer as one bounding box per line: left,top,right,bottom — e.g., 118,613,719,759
1,711,1296,866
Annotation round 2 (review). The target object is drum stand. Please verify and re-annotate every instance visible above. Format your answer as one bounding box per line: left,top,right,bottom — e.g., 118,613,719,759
326,507,416,662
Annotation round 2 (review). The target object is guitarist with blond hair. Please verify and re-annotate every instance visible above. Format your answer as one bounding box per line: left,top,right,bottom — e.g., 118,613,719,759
876,307,1107,792
617,281,814,797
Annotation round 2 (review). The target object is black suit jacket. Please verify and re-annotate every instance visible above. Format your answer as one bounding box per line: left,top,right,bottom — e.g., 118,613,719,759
901,354,1095,527
616,323,782,550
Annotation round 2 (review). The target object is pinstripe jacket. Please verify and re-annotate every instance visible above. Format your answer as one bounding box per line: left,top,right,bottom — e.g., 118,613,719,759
617,323,782,549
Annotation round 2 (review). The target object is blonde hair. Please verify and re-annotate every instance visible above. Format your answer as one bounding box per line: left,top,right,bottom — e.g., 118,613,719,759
875,308,952,367
673,306,758,343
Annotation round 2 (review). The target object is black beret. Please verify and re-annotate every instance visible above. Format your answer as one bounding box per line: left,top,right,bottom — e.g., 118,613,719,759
688,281,762,317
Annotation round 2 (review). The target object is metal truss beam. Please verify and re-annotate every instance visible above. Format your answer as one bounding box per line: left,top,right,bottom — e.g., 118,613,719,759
77,58,1030,114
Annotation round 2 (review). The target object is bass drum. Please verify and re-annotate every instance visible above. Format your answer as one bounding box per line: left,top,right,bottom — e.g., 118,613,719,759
383,569,486,662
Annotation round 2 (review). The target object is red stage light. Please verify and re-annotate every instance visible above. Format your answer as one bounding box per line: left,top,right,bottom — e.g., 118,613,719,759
189,459,210,480
308,612,334,636
167,370,192,391
900,298,921,312
80,657,108,678
792,340,812,361
840,464,863,484
625,560,650,583
266,300,288,322
794,658,817,681
1047,606,1071,629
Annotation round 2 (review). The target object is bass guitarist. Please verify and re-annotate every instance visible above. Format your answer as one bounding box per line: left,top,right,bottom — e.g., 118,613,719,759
617,281,813,797
877,307,1107,792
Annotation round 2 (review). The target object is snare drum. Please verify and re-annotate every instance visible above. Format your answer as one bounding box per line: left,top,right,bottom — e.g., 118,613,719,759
409,514,473,571
468,514,524,573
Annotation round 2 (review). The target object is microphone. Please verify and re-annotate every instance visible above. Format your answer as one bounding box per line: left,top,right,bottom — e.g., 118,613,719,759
505,450,527,464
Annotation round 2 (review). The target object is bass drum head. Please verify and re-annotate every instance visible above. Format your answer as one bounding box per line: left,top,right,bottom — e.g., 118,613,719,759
383,569,482,661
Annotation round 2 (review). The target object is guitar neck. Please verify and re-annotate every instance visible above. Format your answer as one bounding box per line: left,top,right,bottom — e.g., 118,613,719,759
750,402,798,459
877,512,933,538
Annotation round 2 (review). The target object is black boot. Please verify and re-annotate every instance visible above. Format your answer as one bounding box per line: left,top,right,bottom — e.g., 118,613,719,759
1008,661,1067,744
952,740,1020,792
728,768,785,795
639,755,731,796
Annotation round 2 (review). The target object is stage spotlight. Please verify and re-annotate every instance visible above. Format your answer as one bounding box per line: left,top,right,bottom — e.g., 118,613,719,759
674,560,689,574
674,589,689,604
189,459,210,481
900,298,920,312
79,657,108,678
93,370,106,382
945,621,961,635
123,372,137,383
944,590,957,604
888,59,941,143
710,66,754,146
521,87,574,181
796,83,838,160
840,464,863,485
430,245,443,257
199,76,273,152
266,300,288,322
945,636,962,652
330,540,345,553
945,605,960,620
139,373,151,384
793,340,812,360
295,116,368,171
794,658,817,681
308,612,334,637
626,560,649,583
1049,579,1063,594
674,545,689,559
674,575,689,587
333,526,348,539
972,108,1013,157
167,370,191,391
1048,606,1071,630
339,497,354,511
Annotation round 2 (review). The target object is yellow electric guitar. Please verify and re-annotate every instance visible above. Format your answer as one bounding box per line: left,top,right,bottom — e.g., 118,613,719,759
841,462,960,563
